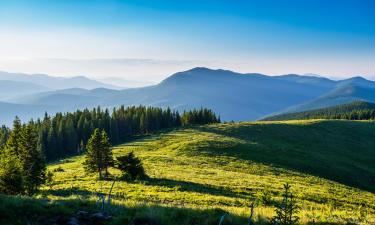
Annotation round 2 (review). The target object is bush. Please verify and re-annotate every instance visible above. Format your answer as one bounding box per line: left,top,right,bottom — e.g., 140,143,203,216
116,152,146,181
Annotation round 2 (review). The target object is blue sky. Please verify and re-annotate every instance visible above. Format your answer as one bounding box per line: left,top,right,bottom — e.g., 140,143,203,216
0,0,374,82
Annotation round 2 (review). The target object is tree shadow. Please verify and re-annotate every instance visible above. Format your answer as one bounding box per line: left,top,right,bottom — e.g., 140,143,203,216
141,177,248,199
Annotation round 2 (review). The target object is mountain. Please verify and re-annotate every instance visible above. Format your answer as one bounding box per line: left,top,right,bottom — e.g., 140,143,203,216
3,67,375,125
0,80,51,101
96,68,335,121
0,101,58,126
275,76,375,115
263,101,375,121
0,71,121,91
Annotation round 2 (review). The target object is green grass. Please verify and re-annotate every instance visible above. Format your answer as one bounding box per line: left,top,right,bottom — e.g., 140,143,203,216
1,120,375,224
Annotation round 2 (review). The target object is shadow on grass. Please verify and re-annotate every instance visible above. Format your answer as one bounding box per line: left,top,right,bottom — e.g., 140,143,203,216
142,177,247,199
39,187,95,198
193,121,375,192
0,194,249,225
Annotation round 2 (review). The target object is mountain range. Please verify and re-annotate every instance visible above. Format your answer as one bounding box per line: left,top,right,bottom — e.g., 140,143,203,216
1,67,375,125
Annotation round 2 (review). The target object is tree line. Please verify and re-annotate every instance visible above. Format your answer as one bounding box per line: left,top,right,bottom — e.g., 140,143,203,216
263,101,375,121
0,106,219,162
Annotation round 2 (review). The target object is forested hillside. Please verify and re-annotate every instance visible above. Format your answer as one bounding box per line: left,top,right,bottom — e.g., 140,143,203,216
0,106,219,161
264,101,375,121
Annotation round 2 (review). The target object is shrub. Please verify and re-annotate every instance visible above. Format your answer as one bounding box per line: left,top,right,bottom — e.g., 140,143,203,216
116,152,146,181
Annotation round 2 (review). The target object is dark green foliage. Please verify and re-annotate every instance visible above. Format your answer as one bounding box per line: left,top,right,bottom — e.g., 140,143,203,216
0,120,46,195
0,147,24,195
0,125,10,150
83,129,113,179
181,108,220,126
258,188,272,206
18,123,46,195
0,106,218,163
116,152,146,180
264,101,375,121
273,183,300,225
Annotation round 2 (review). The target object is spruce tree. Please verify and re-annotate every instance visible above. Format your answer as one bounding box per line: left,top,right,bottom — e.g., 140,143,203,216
101,130,113,178
18,123,46,195
6,116,22,156
84,128,114,179
273,183,300,225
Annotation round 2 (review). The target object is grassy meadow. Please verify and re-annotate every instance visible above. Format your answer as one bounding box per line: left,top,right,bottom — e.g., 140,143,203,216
1,120,375,224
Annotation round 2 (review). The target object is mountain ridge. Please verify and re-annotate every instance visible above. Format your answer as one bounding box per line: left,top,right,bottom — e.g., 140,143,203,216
1,67,375,125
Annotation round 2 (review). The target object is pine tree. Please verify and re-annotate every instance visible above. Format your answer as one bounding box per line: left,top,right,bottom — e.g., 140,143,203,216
18,123,46,195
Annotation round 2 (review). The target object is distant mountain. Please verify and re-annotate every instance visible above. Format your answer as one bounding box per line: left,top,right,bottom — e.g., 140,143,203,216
275,76,375,115
263,101,375,121
0,101,58,126
0,80,51,101
98,77,154,88
3,67,375,125
0,71,121,91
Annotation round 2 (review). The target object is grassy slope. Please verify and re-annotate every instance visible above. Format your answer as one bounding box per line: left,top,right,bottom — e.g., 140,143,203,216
1,120,375,224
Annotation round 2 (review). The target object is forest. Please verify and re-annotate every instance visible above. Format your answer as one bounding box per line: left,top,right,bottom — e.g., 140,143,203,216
0,106,219,162
263,101,375,121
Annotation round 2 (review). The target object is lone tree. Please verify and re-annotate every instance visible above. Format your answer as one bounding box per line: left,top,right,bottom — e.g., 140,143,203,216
273,183,300,225
83,129,113,179
116,152,145,180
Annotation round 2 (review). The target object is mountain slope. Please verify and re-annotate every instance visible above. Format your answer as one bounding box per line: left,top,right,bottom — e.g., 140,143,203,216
97,68,336,121
0,71,120,91
0,80,51,101
0,101,58,126
2,120,373,225
263,101,375,121
4,68,375,125
277,77,375,114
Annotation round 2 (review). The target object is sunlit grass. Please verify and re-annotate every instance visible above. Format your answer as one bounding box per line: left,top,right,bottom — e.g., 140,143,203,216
30,120,375,224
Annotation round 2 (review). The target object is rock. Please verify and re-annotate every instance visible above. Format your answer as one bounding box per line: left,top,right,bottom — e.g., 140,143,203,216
76,210,89,218
67,217,80,225
89,212,111,220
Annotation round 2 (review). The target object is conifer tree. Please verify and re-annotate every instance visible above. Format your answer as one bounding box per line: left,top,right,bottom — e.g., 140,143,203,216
83,129,113,179
18,123,46,195
273,183,300,225
101,130,113,177
6,116,22,156
0,147,24,195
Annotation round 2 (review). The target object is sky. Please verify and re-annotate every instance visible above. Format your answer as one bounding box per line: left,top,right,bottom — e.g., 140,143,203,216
0,0,374,84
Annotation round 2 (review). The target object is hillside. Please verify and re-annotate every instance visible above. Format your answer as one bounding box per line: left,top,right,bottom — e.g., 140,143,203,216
264,101,375,121
1,120,374,224
278,77,375,114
